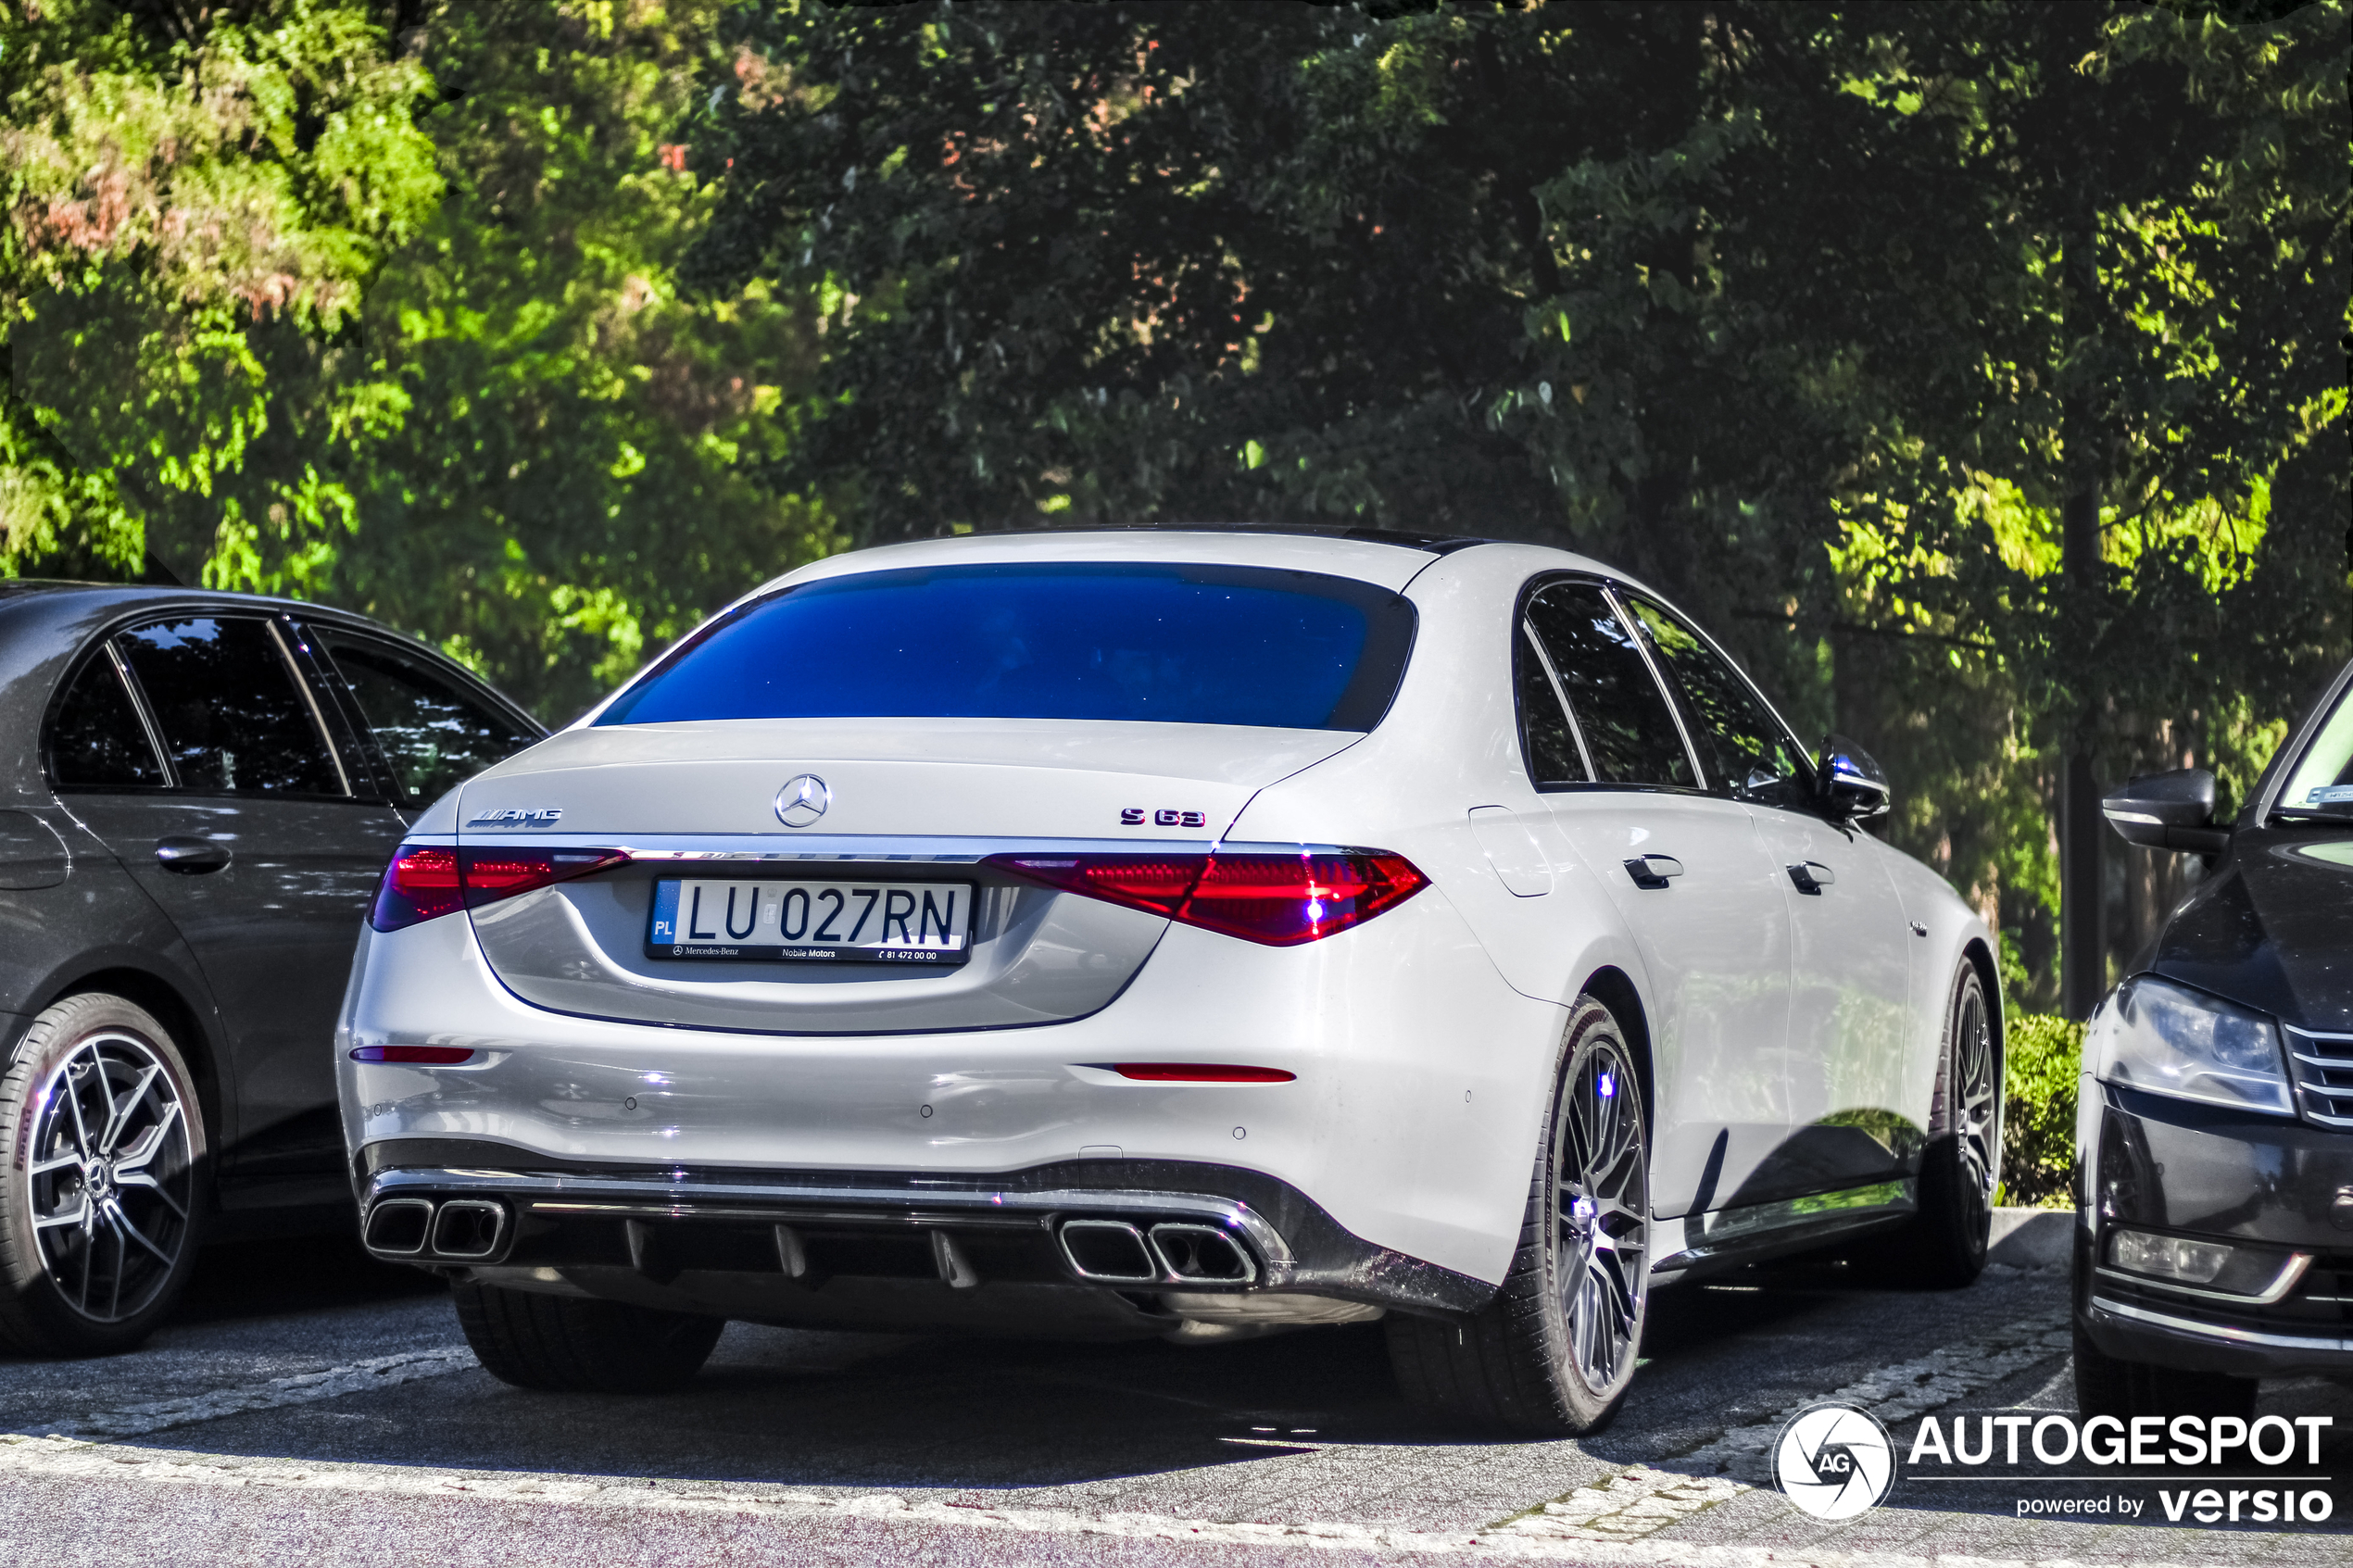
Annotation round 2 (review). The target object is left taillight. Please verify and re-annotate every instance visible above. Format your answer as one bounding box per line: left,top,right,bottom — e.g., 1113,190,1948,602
983,847,1428,947
370,845,630,934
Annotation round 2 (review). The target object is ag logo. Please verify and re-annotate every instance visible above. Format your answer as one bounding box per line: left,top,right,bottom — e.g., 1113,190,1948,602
1773,1402,1894,1522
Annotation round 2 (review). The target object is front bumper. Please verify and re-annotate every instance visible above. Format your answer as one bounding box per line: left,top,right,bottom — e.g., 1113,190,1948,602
357,1144,1491,1329
2076,1079,2353,1378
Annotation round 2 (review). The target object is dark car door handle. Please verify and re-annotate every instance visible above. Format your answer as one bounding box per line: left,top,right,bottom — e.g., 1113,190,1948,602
1622,855,1684,891
1786,861,1837,896
155,837,233,874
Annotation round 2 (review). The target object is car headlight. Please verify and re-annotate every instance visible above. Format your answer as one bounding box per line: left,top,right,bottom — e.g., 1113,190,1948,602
2092,976,2293,1116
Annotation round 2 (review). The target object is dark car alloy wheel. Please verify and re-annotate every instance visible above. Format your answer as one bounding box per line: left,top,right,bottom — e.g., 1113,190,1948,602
28,1027,196,1322
0,993,205,1352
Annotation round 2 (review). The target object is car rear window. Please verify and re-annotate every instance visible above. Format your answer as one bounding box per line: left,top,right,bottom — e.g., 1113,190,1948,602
596,563,1416,732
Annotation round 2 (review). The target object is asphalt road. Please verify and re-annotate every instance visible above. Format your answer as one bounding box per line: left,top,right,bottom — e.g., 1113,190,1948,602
2,1236,2347,1566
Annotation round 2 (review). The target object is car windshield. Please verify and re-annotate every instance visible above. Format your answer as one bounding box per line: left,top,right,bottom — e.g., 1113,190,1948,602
595,562,1416,732
2275,671,2353,822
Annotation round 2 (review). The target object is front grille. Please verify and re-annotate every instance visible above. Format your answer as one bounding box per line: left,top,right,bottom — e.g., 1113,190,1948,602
2284,1026,2353,1128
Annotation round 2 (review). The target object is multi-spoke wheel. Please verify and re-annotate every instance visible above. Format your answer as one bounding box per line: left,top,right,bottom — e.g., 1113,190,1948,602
0,993,207,1355
1555,1032,1650,1401
1864,961,2000,1288
1389,995,1652,1434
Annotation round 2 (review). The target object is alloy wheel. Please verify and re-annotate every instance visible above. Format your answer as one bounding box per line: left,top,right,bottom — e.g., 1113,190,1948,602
1555,1038,1648,1396
24,1029,195,1323
1952,978,1997,1208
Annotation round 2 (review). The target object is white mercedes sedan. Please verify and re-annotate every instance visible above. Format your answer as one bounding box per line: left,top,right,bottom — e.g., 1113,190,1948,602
337,528,1999,1433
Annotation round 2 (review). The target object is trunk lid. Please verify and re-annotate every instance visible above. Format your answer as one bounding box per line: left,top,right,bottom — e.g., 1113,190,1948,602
454,719,1358,1034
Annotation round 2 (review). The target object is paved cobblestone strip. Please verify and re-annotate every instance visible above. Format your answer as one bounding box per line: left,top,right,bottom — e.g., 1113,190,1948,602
0,1435,2180,1567
11,1347,477,1441
1491,1311,2073,1545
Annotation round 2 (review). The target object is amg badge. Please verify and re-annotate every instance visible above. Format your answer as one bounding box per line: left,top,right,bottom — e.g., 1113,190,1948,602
468,807,563,827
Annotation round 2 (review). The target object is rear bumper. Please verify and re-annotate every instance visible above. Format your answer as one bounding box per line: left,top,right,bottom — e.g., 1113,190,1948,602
356,1145,1491,1323
339,883,1566,1292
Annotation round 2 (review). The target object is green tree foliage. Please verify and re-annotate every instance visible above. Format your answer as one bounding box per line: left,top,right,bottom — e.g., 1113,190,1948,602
4,0,837,721
697,0,2347,1000
1,0,441,583
333,0,837,718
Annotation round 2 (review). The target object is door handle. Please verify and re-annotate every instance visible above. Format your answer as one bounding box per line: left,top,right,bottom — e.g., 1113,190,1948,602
155,837,233,874
1786,860,1836,895
1622,855,1684,891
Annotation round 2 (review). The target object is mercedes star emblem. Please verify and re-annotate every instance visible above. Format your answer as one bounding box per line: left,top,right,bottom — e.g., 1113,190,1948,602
774,773,831,828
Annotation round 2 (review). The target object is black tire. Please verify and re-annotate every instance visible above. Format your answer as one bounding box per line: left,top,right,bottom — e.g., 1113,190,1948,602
453,1279,724,1393
2073,1320,2256,1422
0,992,208,1356
1387,995,1650,1435
1867,961,1998,1288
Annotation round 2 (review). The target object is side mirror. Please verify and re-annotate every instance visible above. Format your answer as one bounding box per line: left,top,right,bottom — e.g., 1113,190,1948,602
2102,769,2230,855
1815,734,1891,823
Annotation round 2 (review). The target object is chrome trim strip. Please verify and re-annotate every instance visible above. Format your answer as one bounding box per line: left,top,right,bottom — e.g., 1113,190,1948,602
268,619,352,797
2095,1249,2313,1307
1650,1178,1915,1273
424,833,1367,863
2091,1295,2353,1355
365,1166,1295,1277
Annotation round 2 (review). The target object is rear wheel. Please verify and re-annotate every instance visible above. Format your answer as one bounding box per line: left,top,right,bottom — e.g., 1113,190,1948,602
1867,961,1997,1288
0,993,207,1356
1388,996,1650,1434
453,1280,724,1393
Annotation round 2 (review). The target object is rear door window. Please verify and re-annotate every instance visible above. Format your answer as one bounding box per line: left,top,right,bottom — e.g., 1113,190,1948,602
1523,583,1697,787
48,650,168,788
113,617,346,796
316,631,542,809
1621,596,1812,809
596,563,1417,732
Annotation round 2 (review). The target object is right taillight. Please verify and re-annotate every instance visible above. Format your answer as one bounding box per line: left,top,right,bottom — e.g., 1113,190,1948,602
984,847,1427,947
370,844,629,933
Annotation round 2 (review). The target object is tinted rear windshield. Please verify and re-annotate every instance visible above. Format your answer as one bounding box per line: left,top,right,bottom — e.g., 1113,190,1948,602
596,563,1416,732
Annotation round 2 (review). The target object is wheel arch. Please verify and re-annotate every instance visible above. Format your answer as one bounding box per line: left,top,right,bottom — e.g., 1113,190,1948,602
31,965,225,1148
1958,935,2005,1154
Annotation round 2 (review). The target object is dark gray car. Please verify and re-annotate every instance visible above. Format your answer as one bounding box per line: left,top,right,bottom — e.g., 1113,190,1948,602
0,582,543,1355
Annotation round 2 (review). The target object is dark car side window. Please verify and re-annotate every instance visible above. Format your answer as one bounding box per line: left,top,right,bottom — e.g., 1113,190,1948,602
1514,623,1590,786
49,651,168,788
1621,596,1812,810
316,631,539,809
114,617,346,797
1523,583,1697,788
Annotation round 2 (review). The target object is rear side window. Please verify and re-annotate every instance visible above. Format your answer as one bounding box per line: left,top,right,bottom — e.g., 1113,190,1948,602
1514,624,1589,786
49,652,166,788
114,618,345,796
318,631,540,809
597,563,1416,732
1523,583,1696,787
1622,596,1811,809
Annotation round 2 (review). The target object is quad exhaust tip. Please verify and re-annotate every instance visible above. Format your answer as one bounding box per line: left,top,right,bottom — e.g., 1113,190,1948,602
365,1197,510,1262
1056,1219,1257,1286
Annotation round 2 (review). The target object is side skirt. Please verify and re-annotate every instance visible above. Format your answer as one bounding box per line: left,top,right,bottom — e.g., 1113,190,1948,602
1648,1177,1918,1285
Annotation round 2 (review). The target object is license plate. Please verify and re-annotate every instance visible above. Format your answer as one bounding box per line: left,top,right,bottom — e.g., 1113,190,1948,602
647,878,973,965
